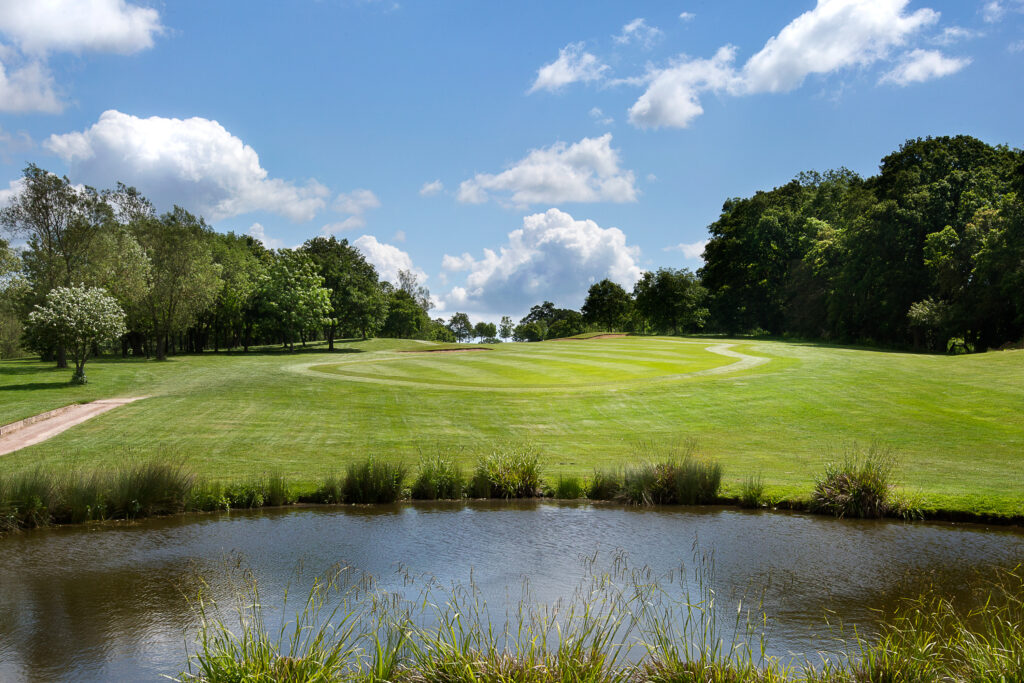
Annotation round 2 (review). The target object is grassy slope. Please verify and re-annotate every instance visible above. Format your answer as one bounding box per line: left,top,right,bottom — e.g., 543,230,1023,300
0,337,1021,517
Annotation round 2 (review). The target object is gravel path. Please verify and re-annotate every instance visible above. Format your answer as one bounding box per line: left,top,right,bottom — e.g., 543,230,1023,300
0,397,150,456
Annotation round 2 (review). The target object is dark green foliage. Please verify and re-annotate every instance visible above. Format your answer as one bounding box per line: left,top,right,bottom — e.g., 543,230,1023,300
468,447,542,498
587,469,622,500
633,268,708,335
552,474,585,499
809,447,895,518
106,462,196,518
312,474,346,504
302,235,388,344
582,279,633,332
411,453,464,500
343,457,407,504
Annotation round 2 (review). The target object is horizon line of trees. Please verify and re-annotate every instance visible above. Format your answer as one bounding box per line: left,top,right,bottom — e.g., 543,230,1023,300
2,134,1022,365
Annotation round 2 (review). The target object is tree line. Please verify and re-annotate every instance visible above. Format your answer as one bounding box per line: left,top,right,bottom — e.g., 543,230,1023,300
1,135,1021,366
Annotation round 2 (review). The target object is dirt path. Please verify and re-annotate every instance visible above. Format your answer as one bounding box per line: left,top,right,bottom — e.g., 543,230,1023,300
0,397,150,456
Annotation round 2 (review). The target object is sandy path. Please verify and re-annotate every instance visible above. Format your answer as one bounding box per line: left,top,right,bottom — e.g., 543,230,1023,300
0,397,150,456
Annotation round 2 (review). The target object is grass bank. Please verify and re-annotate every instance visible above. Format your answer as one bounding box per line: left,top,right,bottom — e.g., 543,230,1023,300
1,336,1021,518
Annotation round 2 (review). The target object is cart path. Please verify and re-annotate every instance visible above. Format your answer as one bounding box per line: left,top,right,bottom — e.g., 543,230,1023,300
0,397,150,456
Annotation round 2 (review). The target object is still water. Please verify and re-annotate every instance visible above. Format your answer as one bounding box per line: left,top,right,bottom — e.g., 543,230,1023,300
1,502,1022,682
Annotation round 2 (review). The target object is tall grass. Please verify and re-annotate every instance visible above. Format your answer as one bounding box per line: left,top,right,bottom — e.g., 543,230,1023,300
178,558,1024,682
809,446,896,518
618,442,722,506
468,446,542,498
410,453,464,500
587,469,622,501
343,457,408,504
552,474,586,499
740,474,766,509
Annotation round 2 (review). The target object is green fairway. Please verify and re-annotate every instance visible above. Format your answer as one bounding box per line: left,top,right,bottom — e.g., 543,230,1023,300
1,336,1022,517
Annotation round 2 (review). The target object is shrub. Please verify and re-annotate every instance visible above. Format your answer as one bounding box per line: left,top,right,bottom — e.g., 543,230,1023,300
468,447,542,498
344,457,407,504
552,475,585,499
809,446,895,518
739,474,765,509
411,453,465,500
587,469,622,500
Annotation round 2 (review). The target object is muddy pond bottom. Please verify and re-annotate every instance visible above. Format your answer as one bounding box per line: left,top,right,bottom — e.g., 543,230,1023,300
1,502,1022,682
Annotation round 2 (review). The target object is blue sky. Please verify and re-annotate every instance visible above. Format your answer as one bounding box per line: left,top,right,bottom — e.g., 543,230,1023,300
1,0,1022,321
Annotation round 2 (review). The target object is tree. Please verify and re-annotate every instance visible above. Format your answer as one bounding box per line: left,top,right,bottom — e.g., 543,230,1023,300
474,321,497,340
582,279,631,331
260,249,332,352
633,268,708,335
303,236,388,346
26,285,126,384
0,238,27,358
513,321,545,342
1,165,113,366
498,315,514,340
134,207,222,360
381,288,428,339
448,312,472,342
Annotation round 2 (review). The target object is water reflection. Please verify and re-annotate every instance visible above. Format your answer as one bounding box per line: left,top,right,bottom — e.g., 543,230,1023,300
0,502,1021,682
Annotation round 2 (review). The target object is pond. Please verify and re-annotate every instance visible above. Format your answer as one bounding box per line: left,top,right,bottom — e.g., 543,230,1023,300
1,501,1022,681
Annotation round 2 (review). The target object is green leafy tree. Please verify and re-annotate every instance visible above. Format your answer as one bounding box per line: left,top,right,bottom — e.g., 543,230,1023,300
513,321,545,342
303,236,388,346
633,268,708,335
260,249,332,352
134,207,222,360
448,312,472,342
498,315,514,340
381,288,429,339
581,279,632,331
0,238,27,358
26,285,126,384
474,321,497,339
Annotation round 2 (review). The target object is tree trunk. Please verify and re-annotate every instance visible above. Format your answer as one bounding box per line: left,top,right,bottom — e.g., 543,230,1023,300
56,344,68,369
328,323,335,351
156,335,167,361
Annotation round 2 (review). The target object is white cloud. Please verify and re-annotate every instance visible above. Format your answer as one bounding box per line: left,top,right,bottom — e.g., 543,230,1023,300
0,177,25,208
528,42,608,93
246,222,286,250
1010,39,1024,52
879,48,970,85
0,0,162,55
741,0,939,94
353,234,426,286
321,216,366,234
628,46,742,129
931,26,981,46
440,208,642,314
613,18,663,49
589,106,613,125
0,59,61,113
419,179,443,196
627,0,945,129
457,133,637,207
333,188,379,215
45,110,330,221
392,229,406,243
982,1,1005,23
679,12,696,21
664,239,707,260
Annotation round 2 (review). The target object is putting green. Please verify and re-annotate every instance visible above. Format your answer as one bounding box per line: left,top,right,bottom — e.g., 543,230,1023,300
307,338,767,390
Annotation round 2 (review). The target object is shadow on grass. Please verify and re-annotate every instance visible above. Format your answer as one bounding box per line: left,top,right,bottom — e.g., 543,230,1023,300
0,381,75,391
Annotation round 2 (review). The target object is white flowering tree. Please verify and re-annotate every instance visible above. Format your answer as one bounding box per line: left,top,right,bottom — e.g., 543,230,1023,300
27,285,127,384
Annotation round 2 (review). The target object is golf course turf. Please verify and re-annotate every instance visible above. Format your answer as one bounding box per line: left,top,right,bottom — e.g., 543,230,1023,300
0,335,1021,519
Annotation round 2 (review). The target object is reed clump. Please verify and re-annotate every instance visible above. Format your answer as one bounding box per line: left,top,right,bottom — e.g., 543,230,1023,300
587,469,622,501
739,474,766,508
343,457,408,504
468,446,542,498
551,474,586,499
809,446,896,519
410,453,464,500
617,442,723,506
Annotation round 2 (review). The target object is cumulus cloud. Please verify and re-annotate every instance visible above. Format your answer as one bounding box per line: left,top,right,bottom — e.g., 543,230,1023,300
440,208,642,314
740,0,938,94
983,1,1006,23
0,0,163,55
45,110,330,221
664,239,707,260
528,42,608,93
0,1,162,113
322,189,380,235
616,0,956,129
353,234,426,286
419,179,443,196
613,18,663,49
0,60,61,113
931,26,981,46
457,134,637,207
878,48,970,85
0,177,25,208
